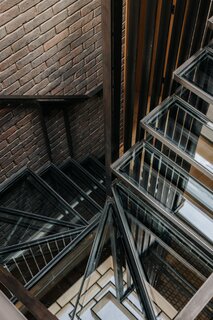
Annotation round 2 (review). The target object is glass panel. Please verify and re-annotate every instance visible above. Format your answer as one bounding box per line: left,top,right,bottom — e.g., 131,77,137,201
1,232,77,286
141,96,213,179
71,204,156,320
177,88,213,121
112,141,213,243
183,53,213,96
40,166,100,222
174,49,213,104
0,171,82,225
116,183,213,276
116,184,213,320
0,209,73,248
61,160,106,207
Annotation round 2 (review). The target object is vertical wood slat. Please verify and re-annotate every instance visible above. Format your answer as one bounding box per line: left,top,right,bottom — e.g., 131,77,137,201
149,0,172,112
123,0,141,152
122,1,211,149
136,0,158,141
162,0,187,100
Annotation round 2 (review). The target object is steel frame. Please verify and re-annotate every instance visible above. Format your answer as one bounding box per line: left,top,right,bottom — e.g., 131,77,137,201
112,187,156,319
25,215,99,291
113,182,213,319
173,47,213,104
38,163,103,212
112,178,213,257
114,182,213,266
141,94,213,180
0,168,87,227
102,0,123,194
0,229,82,255
60,158,106,193
111,151,213,255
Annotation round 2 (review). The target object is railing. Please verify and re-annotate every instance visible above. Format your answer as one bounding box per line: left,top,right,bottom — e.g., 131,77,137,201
0,265,57,320
0,230,82,298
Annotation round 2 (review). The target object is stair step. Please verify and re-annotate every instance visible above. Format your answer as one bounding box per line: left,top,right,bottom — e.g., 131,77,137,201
91,292,138,319
39,164,101,223
142,243,213,318
0,207,72,249
81,156,106,184
173,47,213,105
112,140,213,246
0,169,83,226
141,95,213,180
60,159,106,208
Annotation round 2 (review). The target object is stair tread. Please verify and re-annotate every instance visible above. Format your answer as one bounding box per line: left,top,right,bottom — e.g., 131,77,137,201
60,160,106,207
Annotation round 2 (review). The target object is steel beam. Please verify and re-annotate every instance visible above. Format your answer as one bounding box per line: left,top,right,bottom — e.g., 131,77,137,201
102,0,123,194
112,187,156,320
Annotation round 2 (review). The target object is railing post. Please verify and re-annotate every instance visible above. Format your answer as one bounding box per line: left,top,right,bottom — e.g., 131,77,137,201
0,266,58,320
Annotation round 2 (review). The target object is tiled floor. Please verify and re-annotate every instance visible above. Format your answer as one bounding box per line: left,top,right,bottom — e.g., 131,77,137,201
48,256,177,320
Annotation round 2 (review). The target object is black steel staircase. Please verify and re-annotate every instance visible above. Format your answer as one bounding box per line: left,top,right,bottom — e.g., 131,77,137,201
0,156,106,296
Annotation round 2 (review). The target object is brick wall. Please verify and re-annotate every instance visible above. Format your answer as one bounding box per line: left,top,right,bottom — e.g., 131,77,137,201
0,0,125,184
0,95,104,183
0,103,49,183
0,0,102,95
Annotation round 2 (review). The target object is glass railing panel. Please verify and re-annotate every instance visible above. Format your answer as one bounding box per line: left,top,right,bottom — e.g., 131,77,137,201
174,48,213,104
141,96,213,179
40,166,100,222
0,170,82,226
0,208,73,248
115,183,213,277
112,141,213,245
0,232,78,286
60,160,106,207
177,88,213,121
114,183,213,320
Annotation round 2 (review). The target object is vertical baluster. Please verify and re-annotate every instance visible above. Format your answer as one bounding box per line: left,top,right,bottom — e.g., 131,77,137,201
55,240,60,253
22,253,34,278
30,248,40,272
39,244,48,266
62,237,66,248
47,242,54,259
12,257,27,284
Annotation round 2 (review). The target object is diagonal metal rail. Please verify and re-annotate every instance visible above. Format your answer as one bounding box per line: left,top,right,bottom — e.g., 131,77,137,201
112,186,156,320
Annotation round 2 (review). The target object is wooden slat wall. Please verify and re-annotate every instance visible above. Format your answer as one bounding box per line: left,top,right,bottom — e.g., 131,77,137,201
123,0,213,151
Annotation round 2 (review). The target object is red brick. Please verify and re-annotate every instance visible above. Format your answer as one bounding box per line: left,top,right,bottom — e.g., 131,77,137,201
0,0,22,13
0,47,29,71
81,1,100,16
36,0,58,14
0,6,20,26
40,9,68,33
16,46,43,69
0,47,12,63
12,28,40,52
24,8,53,32
1,26,25,51
6,7,36,33
53,0,76,14
19,0,40,12
44,29,69,51
56,11,80,33
68,0,91,15
0,26,6,40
